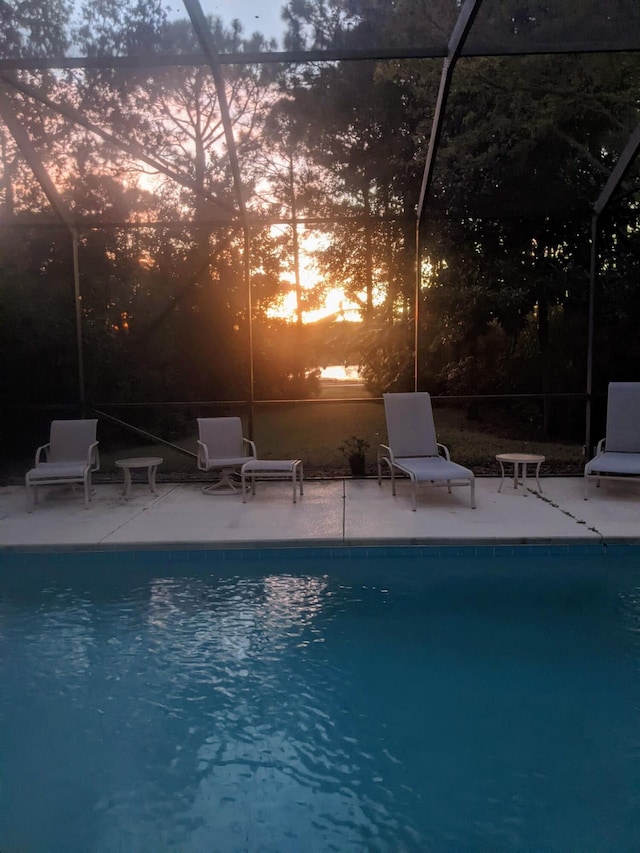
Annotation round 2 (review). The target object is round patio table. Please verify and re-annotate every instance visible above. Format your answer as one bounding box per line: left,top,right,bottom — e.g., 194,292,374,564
496,452,544,495
115,456,163,499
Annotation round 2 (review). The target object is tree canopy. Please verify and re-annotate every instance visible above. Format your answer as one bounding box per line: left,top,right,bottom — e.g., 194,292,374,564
1,0,640,452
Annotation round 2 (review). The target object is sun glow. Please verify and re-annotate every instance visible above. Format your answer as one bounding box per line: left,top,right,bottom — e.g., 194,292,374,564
261,226,363,324
268,286,362,323
320,364,362,381
308,287,362,322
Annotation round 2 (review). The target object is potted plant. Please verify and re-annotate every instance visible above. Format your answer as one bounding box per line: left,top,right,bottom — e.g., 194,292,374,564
339,435,370,477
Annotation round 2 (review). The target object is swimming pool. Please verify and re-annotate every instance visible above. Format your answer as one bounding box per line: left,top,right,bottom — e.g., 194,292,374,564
2,546,640,851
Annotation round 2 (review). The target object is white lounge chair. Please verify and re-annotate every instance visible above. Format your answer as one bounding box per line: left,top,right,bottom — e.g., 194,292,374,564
197,417,257,494
378,392,476,510
584,382,640,498
25,419,99,510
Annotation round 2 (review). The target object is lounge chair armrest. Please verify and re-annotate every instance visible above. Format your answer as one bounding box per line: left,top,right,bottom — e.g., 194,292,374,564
378,443,393,463
196,439,209,470
34,443,50,464
243,437,257,457
437,442,451,461
594,438,605,455
88,441,100,471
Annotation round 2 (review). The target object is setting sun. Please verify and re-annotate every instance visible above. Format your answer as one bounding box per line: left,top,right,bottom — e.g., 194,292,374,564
261,227,363,323
267,286,362,323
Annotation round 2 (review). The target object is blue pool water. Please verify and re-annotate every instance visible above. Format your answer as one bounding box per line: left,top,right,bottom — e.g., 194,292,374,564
2,547,640,852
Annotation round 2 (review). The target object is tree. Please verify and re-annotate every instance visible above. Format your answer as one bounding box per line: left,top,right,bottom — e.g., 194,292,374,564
417,48,640,434
0,0,71,58
279,2,438,388
277,0,640,437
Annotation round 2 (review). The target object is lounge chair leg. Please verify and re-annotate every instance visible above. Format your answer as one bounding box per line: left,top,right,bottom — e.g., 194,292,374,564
203,470,244,495
470,478,476,509
26,479,34,512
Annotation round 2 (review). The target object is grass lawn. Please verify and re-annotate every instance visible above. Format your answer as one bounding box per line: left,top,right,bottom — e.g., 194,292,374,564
96,385,585,479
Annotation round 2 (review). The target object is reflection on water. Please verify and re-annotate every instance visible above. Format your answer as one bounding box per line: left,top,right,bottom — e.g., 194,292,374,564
2,555,640,852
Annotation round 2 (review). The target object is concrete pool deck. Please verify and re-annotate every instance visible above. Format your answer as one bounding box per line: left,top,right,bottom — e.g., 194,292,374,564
1,476,639,550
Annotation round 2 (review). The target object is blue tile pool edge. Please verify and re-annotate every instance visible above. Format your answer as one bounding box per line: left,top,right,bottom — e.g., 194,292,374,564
1,540,638,567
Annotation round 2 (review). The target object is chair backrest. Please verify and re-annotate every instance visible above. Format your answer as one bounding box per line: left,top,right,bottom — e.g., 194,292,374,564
383,393,439,457
605,382,640,453
48,419,98,463
197,417,245,458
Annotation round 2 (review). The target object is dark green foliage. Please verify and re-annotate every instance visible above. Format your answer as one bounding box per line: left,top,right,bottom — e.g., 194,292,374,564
2,0,640,467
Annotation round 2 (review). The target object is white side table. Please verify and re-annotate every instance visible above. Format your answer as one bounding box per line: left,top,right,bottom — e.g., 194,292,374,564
240,459,304,503
115,456,163,498
496,453,544,495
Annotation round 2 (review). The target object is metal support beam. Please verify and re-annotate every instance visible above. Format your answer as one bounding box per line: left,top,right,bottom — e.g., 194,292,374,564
2,37,640,74
585,213,598,458
416,0,483,225
593,125,640,215
0,87,74,228
92,408,197,458
414,0,482,390
182,0,248,224
0,86,87,410
0,73,233,416
414,220,421,392
585,125,640,454
243,224,255,436
71,229,86,409
183,0,255,419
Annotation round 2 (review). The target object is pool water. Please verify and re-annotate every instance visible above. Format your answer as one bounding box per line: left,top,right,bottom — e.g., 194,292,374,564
2,548,640,851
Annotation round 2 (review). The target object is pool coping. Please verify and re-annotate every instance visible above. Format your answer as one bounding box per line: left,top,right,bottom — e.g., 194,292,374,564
2,478,640,553
3,538,640,562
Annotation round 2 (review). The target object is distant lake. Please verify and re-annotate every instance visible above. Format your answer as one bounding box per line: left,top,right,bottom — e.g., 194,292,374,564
317,365,371,399
319,365,362,381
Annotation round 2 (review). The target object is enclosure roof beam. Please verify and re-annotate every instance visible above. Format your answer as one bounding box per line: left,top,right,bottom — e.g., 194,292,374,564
585,125,640,455
0,213,412,230
593,125,640,216
183,0,248,226
416,0,483,228
0,72,236,219
0,86,74,228
2,39,640,72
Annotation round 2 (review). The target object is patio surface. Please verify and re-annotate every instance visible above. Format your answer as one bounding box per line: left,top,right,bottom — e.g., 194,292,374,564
1,475,639,550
